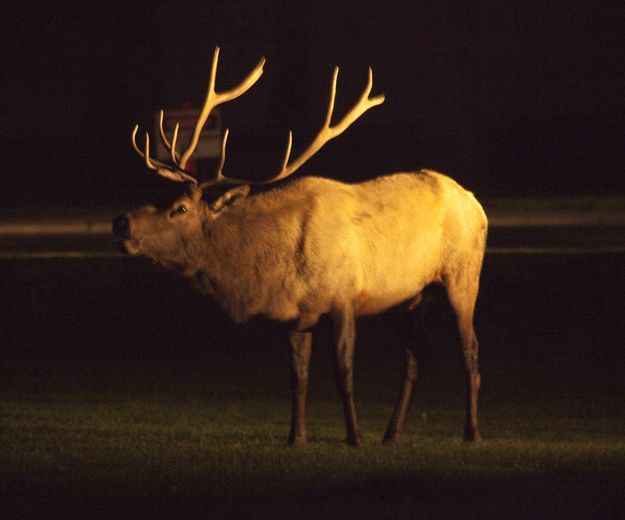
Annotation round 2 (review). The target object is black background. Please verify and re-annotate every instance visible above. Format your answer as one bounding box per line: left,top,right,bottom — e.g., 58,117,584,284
2,1,624,206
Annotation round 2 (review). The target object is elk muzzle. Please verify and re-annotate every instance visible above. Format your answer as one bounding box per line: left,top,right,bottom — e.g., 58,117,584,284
112,214,131,239
112,214,146,256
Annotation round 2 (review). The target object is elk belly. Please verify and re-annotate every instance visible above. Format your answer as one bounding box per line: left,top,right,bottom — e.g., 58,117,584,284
355,290,420,316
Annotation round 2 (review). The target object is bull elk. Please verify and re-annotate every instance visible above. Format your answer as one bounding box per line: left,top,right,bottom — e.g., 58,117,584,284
113,47,487,446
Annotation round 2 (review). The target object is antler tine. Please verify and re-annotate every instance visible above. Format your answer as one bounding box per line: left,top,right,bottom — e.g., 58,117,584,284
323,66,339,128
256,66,385,185
132,120,179,171
130,50,381,191
143,132,158,170
280,131,294,172
158,110,181,163
179,46,266,170
198,129,249,189
169,123,180,164
131,125,198,184
131,125,157,170
331,67,385,135
131,47,264,188
215,128,229,181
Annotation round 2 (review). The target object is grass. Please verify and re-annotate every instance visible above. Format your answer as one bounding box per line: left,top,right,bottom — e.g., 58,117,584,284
2,253,625,518
2,357,625,519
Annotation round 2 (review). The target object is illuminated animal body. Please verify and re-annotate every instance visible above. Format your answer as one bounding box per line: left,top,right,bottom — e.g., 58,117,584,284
113,47,487,445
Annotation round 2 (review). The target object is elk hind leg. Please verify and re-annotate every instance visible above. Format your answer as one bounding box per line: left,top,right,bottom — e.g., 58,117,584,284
333,302,362,446
288,331,312,445
446,275,482,443
383,345,418,443
382,300,429,443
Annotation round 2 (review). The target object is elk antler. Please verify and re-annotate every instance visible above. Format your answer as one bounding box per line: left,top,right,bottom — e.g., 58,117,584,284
131,46,265,184
200,66,385,189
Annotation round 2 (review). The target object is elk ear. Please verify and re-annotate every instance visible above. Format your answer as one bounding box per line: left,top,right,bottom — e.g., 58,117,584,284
210,185,251,213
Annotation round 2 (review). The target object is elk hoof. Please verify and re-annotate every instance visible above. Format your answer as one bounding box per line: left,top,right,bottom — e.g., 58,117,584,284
382,427,401,443
346,434,363,447
288,435,307,446
464,430,482,443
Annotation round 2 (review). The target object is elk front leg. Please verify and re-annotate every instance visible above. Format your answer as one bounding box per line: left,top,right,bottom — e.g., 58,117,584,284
288,330,312,445
383,346,418,443
333,303,362,446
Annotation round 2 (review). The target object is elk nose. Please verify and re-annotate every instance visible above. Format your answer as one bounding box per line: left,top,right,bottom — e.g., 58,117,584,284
112,215,130,238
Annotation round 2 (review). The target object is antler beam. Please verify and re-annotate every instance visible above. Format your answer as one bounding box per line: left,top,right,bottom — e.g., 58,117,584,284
205,66,385,188
179,47,266,169
130,46,265,184
131,48,384,190
264,66,385,184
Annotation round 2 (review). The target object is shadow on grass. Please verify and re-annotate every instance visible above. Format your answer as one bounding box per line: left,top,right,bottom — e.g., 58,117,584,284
3,465,624,519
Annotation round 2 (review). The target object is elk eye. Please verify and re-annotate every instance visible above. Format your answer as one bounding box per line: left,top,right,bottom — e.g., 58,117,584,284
170,205,188,218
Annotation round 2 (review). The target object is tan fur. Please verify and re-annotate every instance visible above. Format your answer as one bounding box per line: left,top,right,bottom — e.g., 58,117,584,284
122,169,486,325
117,51,488,445
118,168,487,444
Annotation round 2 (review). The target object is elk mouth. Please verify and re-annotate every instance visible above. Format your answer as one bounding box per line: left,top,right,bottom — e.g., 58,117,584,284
119,239,142,256
113,215,142,255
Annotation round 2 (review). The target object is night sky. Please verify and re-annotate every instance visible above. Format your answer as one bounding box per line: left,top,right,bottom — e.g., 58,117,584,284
2,1,624,205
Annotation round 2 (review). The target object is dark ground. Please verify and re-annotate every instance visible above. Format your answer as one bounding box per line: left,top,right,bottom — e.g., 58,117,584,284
2,244,624,362
1,247,625,518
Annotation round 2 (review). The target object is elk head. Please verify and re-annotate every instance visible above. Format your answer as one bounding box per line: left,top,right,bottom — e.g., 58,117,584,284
113,46,385,270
